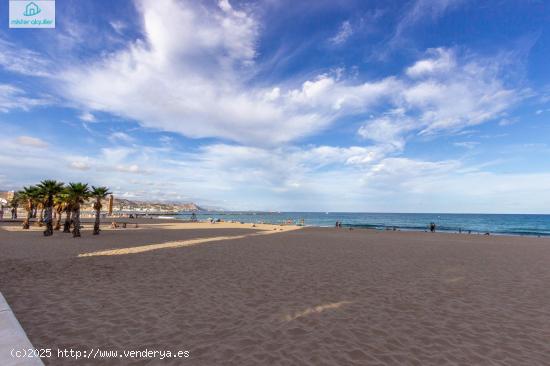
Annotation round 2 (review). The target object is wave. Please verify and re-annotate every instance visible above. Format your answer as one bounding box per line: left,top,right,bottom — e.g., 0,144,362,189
341,224,550,237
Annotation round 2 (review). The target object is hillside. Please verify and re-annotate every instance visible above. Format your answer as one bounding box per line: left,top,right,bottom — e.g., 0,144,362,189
85,198,205,213
0,190,206,212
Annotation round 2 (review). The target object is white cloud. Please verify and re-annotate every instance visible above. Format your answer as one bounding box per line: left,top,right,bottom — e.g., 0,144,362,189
110,20,127,34
373,0,466,60
101,147,135,163
0,0,517,153
69,161,91,170
114,164,148,174
360,157,550,213
0,84,50,112
357,110,411,151
58,0,402,145
367,157,460,185
109,132,134,143
394,0,465,40
329,21,353,45
406,48,455,77
453,141,479,149
15,136,48,148
1,132,550,212
0,38,52,77
57,2,517,148
79,112,96,122
356,48,520,156
156,145,550,212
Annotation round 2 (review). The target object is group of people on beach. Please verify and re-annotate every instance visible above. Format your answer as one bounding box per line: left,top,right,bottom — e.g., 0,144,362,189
0,206,18,220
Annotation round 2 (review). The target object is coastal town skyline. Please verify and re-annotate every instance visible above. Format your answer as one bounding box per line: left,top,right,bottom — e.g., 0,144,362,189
1,0,549,213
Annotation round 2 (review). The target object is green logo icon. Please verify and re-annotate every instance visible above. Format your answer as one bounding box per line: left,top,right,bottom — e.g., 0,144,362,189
23,2,41,16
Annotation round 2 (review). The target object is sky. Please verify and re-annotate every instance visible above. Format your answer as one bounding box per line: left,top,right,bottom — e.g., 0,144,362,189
0,0,550,213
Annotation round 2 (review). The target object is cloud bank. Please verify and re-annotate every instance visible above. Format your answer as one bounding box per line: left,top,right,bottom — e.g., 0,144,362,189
0,0,541,212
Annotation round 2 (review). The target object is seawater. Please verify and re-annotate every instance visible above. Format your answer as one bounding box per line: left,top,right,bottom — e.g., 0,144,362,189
174,212,550,237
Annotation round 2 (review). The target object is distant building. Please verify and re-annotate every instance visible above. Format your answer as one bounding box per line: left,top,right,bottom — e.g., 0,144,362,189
0,191,15,202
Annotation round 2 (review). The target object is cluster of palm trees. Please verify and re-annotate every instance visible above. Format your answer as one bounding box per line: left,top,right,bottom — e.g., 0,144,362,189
10,180,111,238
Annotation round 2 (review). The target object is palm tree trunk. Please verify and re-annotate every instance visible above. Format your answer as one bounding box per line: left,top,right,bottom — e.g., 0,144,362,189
23,211,31,229
63,207,72,233
93,199,101,235
37,207,44,227
72,205,81,237
22,200,31,229
54,208,63,230
43,197,53,236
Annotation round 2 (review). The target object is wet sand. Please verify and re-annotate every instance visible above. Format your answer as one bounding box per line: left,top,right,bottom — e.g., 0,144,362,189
1,221,550,365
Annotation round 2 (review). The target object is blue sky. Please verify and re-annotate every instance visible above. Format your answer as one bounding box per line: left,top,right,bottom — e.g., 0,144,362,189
1,0,550,212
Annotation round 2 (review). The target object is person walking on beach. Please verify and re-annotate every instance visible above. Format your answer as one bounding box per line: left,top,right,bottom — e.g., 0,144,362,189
430,222,436,233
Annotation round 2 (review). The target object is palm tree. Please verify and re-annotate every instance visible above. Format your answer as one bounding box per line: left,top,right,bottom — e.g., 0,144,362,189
53,192,68,231
32,191,46,227
66,183,91,238
19,186,40,229
62,187,73,233
36,199,45,226
31,198,38,218
90,186,111,235
9,192,20,219
62,202,72,233
37,180,65,236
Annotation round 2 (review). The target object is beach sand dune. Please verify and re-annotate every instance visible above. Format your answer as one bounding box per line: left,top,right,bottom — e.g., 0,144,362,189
1,223,550,365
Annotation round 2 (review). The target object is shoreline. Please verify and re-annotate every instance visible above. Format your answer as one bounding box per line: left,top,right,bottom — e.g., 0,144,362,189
2,215,549,238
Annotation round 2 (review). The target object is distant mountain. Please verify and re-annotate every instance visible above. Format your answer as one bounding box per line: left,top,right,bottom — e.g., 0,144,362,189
1,190,207,212
198,204,227,212
83,198,205,212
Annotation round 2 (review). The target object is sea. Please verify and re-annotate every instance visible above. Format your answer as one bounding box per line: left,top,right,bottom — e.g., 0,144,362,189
172,212,550,237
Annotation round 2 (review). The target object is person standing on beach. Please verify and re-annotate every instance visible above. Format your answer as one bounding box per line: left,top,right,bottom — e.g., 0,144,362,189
430,222,436,232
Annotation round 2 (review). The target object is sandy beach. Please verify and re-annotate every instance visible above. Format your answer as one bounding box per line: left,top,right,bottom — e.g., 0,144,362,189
1,220,550,365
